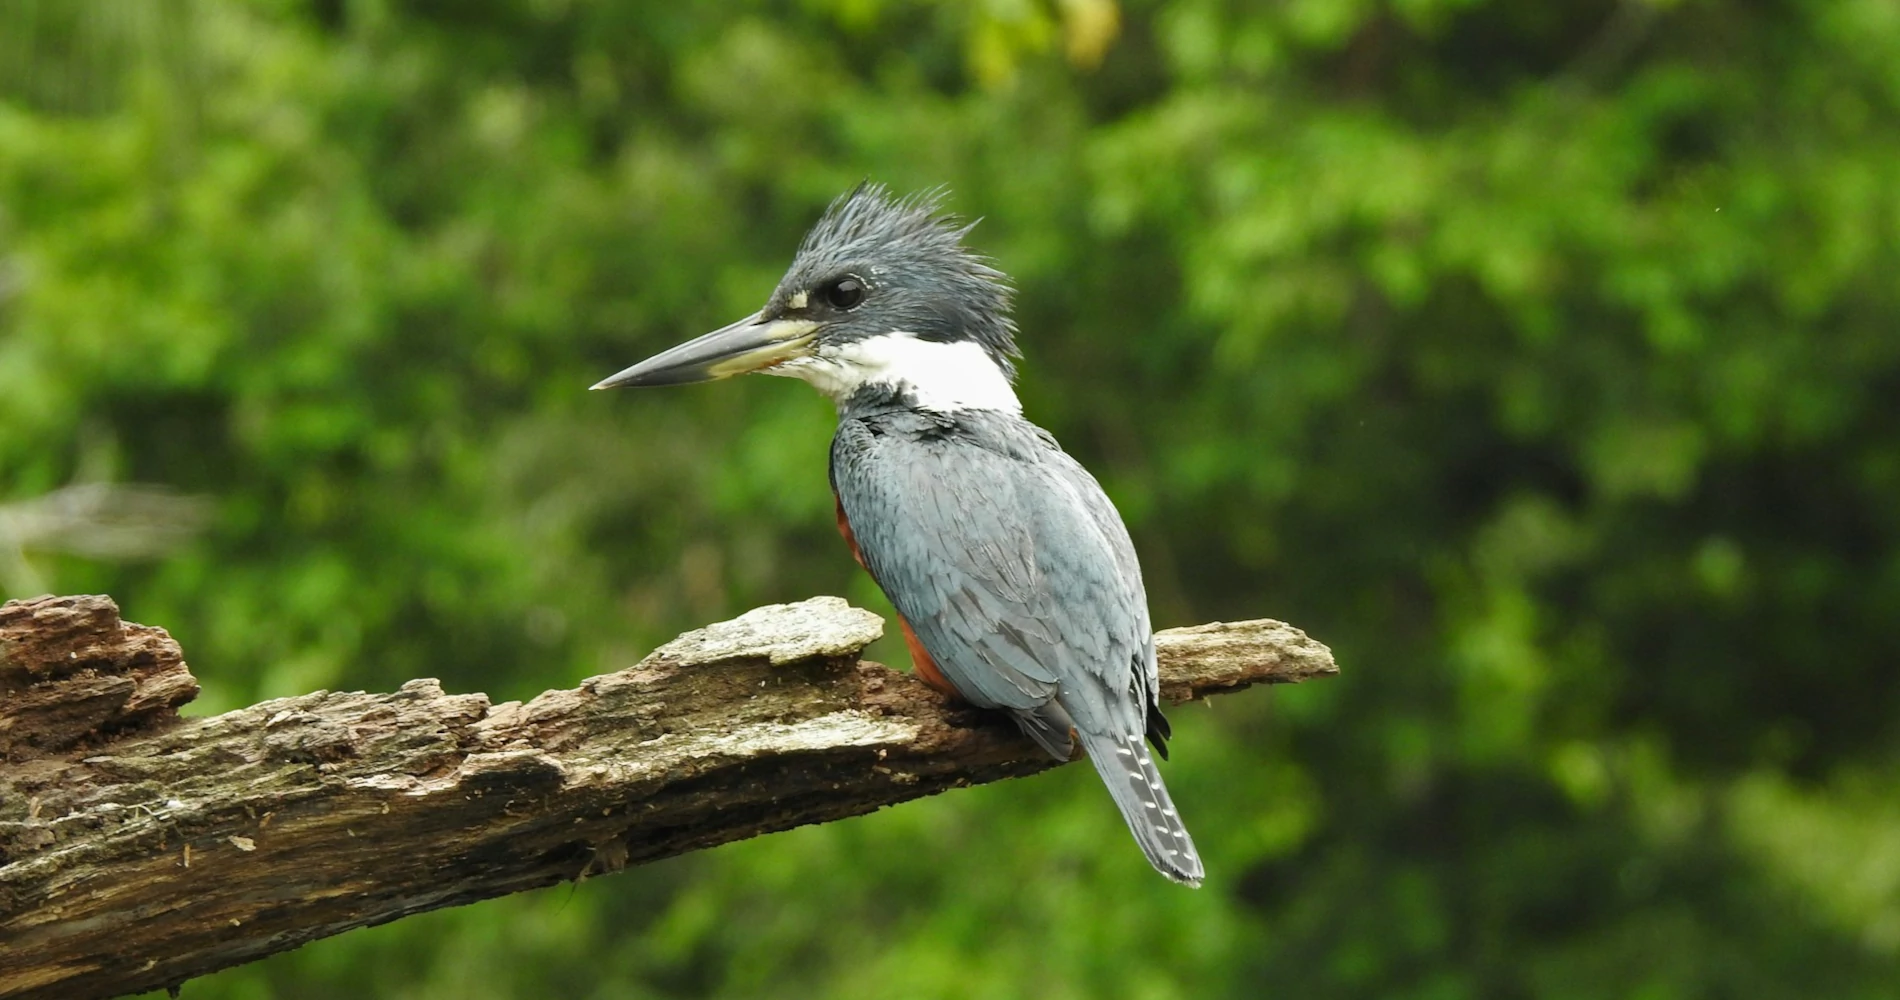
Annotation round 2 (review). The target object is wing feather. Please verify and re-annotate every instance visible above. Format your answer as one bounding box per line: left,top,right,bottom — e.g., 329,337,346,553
831,414,1150,737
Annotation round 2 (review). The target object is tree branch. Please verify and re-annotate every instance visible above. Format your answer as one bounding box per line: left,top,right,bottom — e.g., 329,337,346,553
0,594,1336,1000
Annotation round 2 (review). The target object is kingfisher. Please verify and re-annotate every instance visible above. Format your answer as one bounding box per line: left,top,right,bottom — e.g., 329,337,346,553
592,184,1202,885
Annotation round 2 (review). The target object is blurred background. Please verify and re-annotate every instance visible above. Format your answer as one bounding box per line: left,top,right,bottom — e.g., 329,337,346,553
3,0,1898,996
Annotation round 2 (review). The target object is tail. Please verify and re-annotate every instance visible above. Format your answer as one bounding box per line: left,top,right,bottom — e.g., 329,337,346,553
1076,727,1204,886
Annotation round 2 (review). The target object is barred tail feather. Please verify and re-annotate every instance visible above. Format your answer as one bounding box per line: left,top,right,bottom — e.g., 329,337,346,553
1077,727,1204,886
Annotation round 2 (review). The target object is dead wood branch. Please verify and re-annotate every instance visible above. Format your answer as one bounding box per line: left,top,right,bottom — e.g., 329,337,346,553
0,594,1335,1000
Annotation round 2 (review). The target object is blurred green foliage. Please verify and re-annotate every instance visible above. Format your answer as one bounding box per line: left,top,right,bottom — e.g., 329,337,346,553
3,0,1899,996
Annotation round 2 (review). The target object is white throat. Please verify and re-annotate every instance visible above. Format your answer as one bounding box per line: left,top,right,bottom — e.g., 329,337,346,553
769,332,1021,414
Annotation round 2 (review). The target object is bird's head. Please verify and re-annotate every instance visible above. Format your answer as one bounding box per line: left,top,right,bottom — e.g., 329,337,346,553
592,184,1022,413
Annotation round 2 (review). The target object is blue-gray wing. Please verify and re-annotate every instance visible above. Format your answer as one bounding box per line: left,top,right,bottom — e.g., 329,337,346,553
830,415,1151,739
832,412,1201,885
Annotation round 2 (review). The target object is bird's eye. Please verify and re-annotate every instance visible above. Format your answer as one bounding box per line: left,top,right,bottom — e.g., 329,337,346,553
823,277,865,310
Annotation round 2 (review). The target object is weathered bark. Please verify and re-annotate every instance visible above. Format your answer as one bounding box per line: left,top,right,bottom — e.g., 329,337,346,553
0,593,1336,1000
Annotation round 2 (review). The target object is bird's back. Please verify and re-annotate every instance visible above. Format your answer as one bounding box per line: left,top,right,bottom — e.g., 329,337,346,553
830,393,1203,884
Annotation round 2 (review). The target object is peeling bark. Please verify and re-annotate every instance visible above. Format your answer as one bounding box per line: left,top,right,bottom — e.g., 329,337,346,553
0,594,1335,1000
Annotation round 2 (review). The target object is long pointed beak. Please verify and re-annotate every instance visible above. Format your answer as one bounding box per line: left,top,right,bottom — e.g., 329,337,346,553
590,313,820,390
